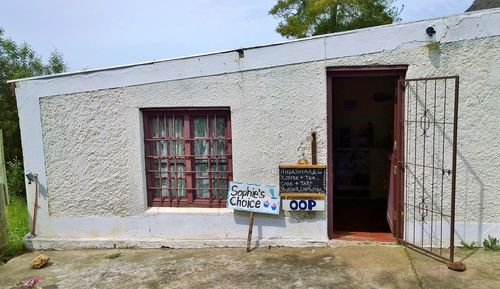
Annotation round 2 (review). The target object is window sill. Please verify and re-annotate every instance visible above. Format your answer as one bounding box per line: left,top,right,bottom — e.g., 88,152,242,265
145,207,234,215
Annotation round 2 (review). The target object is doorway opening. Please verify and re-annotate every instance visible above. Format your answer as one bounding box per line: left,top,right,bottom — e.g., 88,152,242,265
327,66,407,242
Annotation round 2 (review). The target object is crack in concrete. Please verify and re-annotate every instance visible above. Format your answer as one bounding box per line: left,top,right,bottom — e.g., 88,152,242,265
91,249,122,288
404,247,425,289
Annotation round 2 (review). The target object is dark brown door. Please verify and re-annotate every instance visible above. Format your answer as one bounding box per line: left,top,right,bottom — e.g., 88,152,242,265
387,73,405,236
327,66,408,239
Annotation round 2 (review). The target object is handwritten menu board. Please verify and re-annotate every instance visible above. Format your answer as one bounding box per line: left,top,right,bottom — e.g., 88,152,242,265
279,165,326,194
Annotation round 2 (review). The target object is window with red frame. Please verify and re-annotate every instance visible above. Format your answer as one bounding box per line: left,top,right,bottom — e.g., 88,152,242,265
143,108,232,207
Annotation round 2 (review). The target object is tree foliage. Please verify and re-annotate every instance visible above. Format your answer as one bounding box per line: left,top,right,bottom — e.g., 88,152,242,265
269,0,402,39
0,27,67,186
466,0,500,12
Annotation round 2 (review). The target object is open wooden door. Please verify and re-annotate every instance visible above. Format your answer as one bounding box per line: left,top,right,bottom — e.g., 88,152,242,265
327,65,408,240
387,73,405,237
387,152,397,235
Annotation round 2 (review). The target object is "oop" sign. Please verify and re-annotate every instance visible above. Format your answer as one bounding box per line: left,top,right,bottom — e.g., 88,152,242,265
282,199,325,211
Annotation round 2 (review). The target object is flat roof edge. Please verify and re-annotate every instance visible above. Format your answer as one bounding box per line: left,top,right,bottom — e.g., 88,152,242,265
7,7,500,84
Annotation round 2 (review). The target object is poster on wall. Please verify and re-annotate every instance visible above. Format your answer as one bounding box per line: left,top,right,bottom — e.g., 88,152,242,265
227,181,280,215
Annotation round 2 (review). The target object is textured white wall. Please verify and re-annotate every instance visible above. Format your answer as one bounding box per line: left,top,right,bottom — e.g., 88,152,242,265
36,62,330,246
40,89,129,216
323,37,500,245
324,38,500,224
39,61,328,218
15,9,500,248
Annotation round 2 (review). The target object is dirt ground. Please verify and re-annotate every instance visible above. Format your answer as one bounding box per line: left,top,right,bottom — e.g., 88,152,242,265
0,245,499,289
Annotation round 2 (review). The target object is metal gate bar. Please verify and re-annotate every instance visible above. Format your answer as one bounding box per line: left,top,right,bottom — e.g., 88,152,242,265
398,76,459,263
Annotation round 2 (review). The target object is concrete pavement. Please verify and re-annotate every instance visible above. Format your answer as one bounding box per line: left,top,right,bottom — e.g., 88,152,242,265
1,245,499,289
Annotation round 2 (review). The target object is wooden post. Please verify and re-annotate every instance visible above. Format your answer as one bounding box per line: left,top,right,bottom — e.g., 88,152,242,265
0,130,9,250
246,212,255,252
31,175,39,236
311,132,317,165
0,130,8,206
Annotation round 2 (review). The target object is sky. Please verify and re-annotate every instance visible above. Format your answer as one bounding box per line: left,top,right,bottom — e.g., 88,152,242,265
0,0,474,72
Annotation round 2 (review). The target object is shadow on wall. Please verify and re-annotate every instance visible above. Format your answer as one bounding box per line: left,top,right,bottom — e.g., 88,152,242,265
233,210,286,228
24,178,48,234
406,81,485,245
233,210,286,245
456,151,485,244
233,207,326,245
427,43,442,69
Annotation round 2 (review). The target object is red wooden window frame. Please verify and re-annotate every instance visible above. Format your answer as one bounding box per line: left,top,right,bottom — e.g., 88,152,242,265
142,108,232,208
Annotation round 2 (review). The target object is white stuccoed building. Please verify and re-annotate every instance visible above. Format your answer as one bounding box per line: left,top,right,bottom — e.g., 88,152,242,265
9,8,500,261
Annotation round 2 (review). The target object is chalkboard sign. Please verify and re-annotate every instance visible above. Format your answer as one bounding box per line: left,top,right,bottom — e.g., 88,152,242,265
279,164,326,194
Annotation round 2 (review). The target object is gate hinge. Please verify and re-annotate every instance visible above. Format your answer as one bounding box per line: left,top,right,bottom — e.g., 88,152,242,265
398,162,405,172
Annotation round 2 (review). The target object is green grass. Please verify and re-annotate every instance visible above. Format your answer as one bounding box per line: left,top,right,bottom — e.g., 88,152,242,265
1,195,29,262
483,235,500,251
105,252,122,260
460,240,478,250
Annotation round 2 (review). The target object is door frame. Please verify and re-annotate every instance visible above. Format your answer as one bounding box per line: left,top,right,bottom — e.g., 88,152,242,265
326,65,408,239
